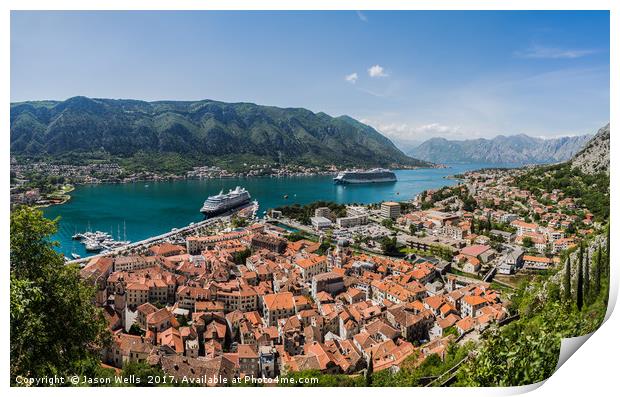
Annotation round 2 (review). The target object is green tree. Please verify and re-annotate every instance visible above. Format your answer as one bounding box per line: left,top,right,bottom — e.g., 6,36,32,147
577,243,584,311
230,215,247,228
11,206,59,280
459,301,583,386
286,232,306,242
563,256,572,301
380,237,399,256
121,361,170,387
522,237,534,248
366,353,374,386
10,206,110,384
280,369,363,387
583,249,590,304
444,325,459,337
462,195,476,212
381,219,394,229
177,314,189,327
605,224,610,278
232,248,252,265
128,323,145,336
593,246,602,297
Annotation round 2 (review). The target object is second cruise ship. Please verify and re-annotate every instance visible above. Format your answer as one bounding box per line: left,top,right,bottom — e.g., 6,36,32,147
200,186,251,217
333,168,397,184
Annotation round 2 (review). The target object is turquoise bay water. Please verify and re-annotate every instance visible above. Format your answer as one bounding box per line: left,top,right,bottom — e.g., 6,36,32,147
43,163,513,258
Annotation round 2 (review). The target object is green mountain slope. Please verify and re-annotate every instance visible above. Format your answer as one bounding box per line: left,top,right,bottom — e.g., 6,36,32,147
10,96,431,170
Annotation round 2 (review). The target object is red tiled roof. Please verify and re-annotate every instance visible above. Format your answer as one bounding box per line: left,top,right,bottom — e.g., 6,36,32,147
460,245,491,257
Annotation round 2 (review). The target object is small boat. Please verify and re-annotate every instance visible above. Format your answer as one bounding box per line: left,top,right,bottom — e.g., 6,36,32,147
283,194,289,199
85,241,103,252
71,253,81,260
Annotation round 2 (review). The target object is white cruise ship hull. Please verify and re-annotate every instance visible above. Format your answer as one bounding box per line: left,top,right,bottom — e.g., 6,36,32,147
200,187,252,218
334,176,396,184
200,200,251,217
333,168,397,184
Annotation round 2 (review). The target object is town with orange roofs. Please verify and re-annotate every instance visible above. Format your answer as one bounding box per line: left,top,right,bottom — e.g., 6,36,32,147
75,164,602,385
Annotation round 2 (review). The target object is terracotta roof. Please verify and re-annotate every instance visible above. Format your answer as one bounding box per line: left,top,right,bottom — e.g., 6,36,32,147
137,302,158,315
157,327,184,353
523,255,553,263
511,220,538,229
160,355,237,386
149,242,185,256
456,316,476,332
147,308,173,325
126,282,150,291
263,292,295,311
424,295,446,310
460,244,491,257
114,333,152,356
463,295,487,306
237,344,259,359
437,313,460,329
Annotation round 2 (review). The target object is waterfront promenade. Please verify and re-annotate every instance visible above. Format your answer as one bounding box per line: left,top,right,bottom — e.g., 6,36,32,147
67,201,258,266
67,216,221,266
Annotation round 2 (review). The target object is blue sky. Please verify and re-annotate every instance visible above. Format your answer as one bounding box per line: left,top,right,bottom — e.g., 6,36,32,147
11,11,609,149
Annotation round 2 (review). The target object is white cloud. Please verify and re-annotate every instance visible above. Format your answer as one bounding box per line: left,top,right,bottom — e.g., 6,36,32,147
360,119,464,143
356,11,368,22
414,123,460,135
344,72,358,84
368,64,388,78
514,45,597,59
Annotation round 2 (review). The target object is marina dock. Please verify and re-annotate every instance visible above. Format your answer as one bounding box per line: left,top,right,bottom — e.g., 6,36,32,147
67,200,258,266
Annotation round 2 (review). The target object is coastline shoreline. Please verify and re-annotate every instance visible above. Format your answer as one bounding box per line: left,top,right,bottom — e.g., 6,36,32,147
33,184,75,209
46,166,481,259
30,164,446,209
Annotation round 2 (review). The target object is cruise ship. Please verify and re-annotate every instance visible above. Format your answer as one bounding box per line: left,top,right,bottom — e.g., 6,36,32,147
333,168,397,184
200,186,252,217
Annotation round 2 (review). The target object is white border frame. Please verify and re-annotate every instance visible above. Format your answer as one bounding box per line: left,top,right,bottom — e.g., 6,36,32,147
2,1,617,396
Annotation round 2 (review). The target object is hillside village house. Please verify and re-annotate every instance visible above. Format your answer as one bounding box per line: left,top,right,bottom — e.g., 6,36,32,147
511,220,539,236
522,255,554,270
263,292,296,326
461,295,488,318
294,255,327,282
498,247,524,275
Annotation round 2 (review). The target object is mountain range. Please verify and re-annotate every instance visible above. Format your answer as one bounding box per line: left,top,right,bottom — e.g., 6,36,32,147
570,123,610,174
408,134,592,165
10,96,430,170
